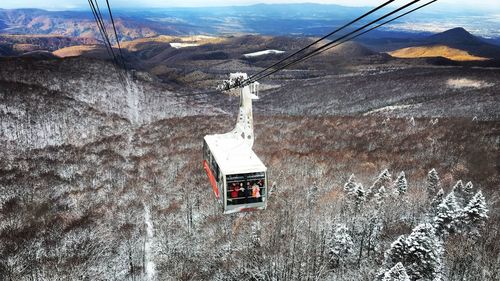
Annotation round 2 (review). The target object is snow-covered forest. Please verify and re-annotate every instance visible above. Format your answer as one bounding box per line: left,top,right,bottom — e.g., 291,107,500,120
0,57,499,281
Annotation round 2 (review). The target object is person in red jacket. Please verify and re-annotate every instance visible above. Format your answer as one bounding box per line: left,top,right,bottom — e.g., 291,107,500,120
231,183,239,200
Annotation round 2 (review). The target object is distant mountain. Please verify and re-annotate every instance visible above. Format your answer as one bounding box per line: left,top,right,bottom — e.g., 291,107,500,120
1,6,499,65
0,8,187,41
0,34,98,50
389,45,489,61
426,27,481,45
422,27,500,59
369,27,500,60
0,5,360,38
320,41,376,58
52,45,110,59
3,5,498,42
0,34,100,57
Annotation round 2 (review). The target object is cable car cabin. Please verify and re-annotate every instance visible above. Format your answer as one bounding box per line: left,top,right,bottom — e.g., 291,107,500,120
203,73,268,214
203,137,268,214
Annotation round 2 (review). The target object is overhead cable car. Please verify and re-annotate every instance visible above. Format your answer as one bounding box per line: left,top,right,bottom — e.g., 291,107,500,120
203,73,268,214
201,1,439,215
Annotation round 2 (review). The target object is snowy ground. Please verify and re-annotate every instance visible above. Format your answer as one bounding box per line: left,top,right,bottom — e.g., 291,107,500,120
446,78,494,89
0,53,499,281
170,42,200,49
243,49,285,57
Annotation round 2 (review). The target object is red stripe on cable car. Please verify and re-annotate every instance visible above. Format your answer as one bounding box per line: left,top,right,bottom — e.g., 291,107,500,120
203,160,220,199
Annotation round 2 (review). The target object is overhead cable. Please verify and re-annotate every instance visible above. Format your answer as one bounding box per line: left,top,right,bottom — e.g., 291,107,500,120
246,0,423,84
246,0,398,82
293,0,439,64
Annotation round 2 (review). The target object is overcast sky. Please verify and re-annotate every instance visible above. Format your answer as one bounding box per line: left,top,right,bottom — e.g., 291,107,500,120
1,0,499,12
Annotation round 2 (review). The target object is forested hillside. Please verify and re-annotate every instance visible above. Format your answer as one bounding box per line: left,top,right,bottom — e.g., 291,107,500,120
1,56,498,279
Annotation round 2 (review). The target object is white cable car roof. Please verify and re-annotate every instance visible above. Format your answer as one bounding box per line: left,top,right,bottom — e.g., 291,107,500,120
204,133,266,175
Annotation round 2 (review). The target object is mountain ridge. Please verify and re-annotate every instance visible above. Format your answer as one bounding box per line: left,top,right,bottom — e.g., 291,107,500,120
389,45,489,61
369,27,500,60
421,27,500,59
1,7,499,40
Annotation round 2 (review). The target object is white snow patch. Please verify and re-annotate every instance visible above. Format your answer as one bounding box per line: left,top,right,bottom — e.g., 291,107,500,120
187,35,217,40
363,104,419,116
170,42,199,49
243,49,285,58
446,78,494,89
125,77,140,125
259,83,281,91
144,204,155,281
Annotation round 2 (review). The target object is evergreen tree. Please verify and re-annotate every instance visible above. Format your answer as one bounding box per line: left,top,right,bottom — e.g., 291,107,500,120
354,183,366,208
344,174,357,195
395,172,408,195
452,180,468,207
452,180,464,192
385,235,406,264
383,223,443,281
426,169,440,198
328,223,354,266
379,262,411,281
369,169,391,197
430,188,445,214
433,191,460,236
343,174,366,209
458,191,488,235
374,186,387,206
463,181,474,202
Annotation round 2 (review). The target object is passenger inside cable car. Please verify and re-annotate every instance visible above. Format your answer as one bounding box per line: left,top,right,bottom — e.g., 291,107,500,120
226,174,265,205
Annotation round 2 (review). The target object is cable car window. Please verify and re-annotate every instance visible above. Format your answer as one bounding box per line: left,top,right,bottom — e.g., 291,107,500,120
227,172,265,205
211,157,220,180
203,140,210,162
204,141,221,183
204,140,220,181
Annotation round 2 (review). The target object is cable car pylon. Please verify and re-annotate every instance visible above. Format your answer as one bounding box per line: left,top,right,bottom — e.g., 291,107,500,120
203,73,268,214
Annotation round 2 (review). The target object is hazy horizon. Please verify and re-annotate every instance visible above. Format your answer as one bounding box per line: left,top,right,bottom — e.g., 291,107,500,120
1,0,499,13
0,0,500,39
